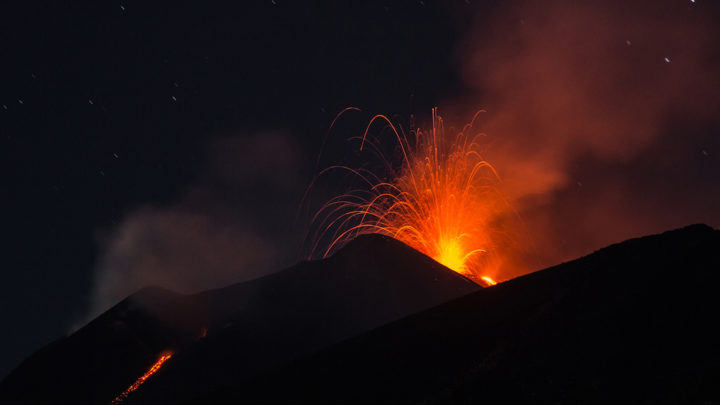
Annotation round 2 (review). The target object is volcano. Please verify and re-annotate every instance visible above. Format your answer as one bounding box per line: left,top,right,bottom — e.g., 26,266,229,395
2,225,719,404
0,234,478,404
193,224,720,404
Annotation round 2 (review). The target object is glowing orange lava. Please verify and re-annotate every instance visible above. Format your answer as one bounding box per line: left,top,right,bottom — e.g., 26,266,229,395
111,352,173,404
481,276,497,286
311,108,513,285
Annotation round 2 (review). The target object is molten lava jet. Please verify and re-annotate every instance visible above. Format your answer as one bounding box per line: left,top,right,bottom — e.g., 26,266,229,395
310,108,516,286
111,352,173,404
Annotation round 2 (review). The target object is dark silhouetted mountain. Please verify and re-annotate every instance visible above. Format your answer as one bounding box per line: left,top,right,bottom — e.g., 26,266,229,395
0,234,478,405
0,285,203,405
189,224,720,404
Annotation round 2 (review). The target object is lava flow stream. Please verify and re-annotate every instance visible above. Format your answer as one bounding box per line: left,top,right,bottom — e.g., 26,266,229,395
110,352,173,404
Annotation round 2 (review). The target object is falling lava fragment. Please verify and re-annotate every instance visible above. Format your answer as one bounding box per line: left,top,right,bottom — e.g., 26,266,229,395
111,352,173,404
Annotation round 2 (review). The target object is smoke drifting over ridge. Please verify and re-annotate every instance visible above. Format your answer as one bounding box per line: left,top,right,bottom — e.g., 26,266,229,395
452,0,720,271
83,133,304,322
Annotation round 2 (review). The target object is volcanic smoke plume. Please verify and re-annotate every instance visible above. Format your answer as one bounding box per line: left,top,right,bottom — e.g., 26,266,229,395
450,0,720,272
82,133,304,324
83,0,720,320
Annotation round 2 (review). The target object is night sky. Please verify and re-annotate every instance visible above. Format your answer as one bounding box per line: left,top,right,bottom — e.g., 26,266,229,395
2,0,718,378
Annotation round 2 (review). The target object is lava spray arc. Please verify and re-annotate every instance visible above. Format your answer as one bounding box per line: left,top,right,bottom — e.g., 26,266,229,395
308,108,518,286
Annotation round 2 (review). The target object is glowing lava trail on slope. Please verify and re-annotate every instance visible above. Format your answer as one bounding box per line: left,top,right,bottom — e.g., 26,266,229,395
110,352,173,404
309,108,516,285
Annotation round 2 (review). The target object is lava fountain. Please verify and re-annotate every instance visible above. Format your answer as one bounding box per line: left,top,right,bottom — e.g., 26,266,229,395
308,108,516,285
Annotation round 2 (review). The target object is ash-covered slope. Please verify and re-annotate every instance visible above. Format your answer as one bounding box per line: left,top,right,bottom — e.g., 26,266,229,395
193,224,720,404
0,286,203,405
0,234,478,405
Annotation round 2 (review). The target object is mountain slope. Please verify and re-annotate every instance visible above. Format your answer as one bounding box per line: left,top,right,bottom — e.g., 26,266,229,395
193,224,720,404
0,234,479,405
0,286,203,405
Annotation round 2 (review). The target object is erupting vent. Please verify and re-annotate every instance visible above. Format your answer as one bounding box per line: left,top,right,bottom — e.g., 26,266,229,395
311,108,516,286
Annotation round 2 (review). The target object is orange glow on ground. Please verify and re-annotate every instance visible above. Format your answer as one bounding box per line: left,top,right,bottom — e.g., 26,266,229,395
111,352,173,404
311,108,515,283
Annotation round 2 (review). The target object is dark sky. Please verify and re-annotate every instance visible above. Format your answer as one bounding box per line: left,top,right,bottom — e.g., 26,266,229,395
2,0,718,378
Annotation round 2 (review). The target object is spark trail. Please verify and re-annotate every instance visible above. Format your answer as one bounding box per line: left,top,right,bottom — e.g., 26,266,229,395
310,108,515,285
